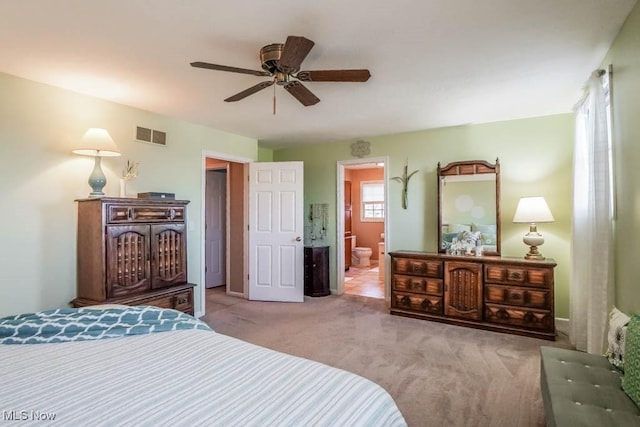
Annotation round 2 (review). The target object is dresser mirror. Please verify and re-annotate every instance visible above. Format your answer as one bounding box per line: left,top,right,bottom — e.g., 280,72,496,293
437,159,501,256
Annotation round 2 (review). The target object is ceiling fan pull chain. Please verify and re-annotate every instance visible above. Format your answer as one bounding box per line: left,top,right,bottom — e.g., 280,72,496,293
273,82,276,115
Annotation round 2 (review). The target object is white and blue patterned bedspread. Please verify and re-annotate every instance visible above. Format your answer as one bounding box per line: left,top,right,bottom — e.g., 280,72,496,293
0,307,406,426
0,306,211,344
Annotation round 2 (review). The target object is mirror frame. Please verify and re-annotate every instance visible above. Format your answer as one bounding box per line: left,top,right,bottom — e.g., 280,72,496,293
437,158,501,256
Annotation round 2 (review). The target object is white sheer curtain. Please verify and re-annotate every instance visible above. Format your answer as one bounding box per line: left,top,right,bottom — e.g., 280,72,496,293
570,71,614,354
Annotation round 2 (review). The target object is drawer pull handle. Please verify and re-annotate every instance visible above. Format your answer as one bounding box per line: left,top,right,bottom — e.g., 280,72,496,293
421,299,431,309
497,309,509,320
412,264,426,274
127,208,133,221
511,272,522,280
401,296,410,306
511,293,522,300
168,208,176,220
524,312,535,323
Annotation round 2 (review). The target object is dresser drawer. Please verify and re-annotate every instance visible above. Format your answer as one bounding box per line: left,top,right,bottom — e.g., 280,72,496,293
392,292,443,314
485,284,550,309
393,258,442,277
393,275,443,295
484,303,553,330
107,205,186,223
484,265,552,288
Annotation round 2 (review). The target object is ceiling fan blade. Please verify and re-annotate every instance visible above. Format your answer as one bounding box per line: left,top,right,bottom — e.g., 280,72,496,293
190,61,271,77
296,69,371,82
224,81,274,102
278,36,315,74
284,81,320,106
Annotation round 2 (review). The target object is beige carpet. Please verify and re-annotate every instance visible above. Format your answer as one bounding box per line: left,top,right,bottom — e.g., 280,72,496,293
201,288,572,427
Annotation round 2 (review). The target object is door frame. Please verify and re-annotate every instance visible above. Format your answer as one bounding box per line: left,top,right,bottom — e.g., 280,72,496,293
199,150,252,317
336,157,390,301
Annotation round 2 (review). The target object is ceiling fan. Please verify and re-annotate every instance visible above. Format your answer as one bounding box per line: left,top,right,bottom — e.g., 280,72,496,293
191,36,371,112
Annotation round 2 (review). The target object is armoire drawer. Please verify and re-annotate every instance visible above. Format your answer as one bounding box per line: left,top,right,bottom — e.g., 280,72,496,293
173,290,193,313
144,289,193,314
107,205,186,223
393,258,442,277
393,275,443,295
392,292,443,314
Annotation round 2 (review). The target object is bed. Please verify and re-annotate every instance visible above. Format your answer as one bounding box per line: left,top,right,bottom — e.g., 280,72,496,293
0,306,406,426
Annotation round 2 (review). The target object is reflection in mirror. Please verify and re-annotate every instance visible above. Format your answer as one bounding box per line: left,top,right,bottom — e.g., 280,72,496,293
437,159,500,256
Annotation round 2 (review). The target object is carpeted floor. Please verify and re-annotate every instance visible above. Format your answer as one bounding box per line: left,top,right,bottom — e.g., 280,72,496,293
201,288,572,427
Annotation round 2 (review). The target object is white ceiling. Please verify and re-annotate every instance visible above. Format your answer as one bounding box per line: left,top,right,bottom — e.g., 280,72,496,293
0,1,635,149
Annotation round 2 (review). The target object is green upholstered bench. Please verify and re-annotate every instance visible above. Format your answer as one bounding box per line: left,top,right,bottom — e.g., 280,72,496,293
540,346,640,426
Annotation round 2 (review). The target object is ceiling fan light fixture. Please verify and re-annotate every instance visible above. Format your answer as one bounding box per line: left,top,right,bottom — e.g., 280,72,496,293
260,43,284,74
191,35,370,109
275,72,289,85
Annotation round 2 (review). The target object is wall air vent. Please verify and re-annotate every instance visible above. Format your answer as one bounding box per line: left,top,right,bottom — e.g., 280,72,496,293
152,130,166,145
136,126,167,146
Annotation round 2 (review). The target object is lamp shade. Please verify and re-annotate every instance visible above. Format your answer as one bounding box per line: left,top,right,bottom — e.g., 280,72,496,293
512,197,554,223
72,128,121,157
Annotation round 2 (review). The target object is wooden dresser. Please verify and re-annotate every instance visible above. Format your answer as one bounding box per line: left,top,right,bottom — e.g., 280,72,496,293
71,198,195,315
389,251,556,340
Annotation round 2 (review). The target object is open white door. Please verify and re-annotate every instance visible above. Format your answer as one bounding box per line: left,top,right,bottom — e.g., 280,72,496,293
205,170,226,288
249,161,304,302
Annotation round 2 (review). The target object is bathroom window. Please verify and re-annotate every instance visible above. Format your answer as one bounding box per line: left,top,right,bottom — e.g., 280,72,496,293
361,181,384,222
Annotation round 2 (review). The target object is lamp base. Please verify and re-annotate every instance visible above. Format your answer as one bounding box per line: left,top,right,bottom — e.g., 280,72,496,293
88,156,107,197
524,245,545,261
523,226,545,260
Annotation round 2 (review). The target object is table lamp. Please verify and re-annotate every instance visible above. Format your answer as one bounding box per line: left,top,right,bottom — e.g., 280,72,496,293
73,128,121,197
512,196,554,260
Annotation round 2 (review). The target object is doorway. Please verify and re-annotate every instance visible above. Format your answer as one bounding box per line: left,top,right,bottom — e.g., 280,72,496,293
200,152,306,317
336,157,389,300
200,153,250,317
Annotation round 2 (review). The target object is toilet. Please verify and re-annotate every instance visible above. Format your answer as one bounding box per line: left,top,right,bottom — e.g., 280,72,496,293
351,236,373,267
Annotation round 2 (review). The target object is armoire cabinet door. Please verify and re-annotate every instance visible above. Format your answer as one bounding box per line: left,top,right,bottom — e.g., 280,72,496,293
444,261,483,320
150,223,187,288
106,225,152,298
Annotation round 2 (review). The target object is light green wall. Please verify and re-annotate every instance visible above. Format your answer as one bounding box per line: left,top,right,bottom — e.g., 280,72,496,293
0,72,258,317
273,114,574,318
258,146,274,162
603,1,640,314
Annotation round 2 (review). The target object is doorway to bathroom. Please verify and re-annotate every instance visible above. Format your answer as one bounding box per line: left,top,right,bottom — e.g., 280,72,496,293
336,157,389,300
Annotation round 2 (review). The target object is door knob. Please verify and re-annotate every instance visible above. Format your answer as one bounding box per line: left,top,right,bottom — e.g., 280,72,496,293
295,237,302,242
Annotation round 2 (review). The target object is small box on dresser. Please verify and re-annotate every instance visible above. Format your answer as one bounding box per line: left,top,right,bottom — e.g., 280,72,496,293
71,197,195,315
389,251,556,340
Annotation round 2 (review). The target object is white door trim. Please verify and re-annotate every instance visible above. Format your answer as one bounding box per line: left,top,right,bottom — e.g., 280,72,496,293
199,150,253,318
336,157,390,302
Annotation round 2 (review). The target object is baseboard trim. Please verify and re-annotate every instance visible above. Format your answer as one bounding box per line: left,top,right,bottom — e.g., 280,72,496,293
555,317,569,338
227,290,245,298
